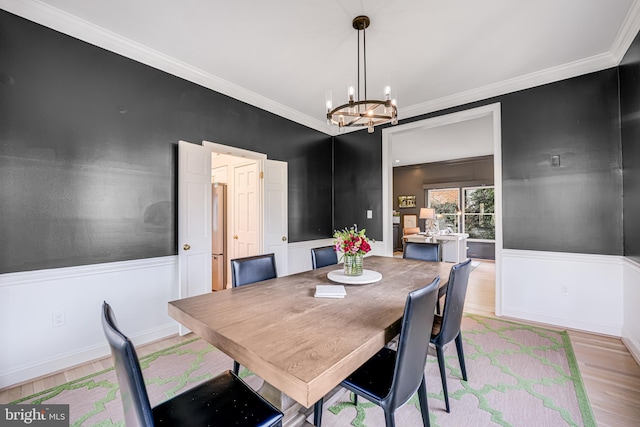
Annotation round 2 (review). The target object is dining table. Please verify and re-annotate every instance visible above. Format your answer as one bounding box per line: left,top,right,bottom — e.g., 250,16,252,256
168,255,452,426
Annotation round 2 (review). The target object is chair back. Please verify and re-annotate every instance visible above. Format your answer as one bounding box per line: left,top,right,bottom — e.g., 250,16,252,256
230,253,277,288
311,246,338,269
403,241,440,262
403,227,420,236
436,258,472,345
386,277,440,410
101,302,154,427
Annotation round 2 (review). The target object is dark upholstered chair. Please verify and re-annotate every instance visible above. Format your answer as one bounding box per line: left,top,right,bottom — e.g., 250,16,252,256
314,277,440,427
430,258,472,413
311,246,338,269
231,253,277,288
230,253,277,373
101,302,283,427
403,242,444,314
403,241,440,262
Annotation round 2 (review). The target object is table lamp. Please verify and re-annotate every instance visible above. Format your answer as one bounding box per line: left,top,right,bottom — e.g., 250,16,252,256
419,208,437,235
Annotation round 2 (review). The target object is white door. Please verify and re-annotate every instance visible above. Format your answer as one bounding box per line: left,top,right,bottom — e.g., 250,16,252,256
263,159,288,276
232,162,260,257
178,141,212,312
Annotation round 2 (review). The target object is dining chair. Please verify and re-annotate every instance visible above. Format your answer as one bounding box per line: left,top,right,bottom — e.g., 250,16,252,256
403,241,440,262
403,241,444,314
310,246,338,269
230,253,277,288
230,253,277,373
402,226,421,237
430,258,472,413
314,277,440,427
101,302,283,427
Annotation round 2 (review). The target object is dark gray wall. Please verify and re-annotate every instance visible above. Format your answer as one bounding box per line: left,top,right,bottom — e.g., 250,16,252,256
620,31,640,263
333,130,383,239
335,68,623,256
500,69,622,254
0,11,332,274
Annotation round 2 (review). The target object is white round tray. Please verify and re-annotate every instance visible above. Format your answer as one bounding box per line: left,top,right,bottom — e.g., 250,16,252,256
327,269,382,285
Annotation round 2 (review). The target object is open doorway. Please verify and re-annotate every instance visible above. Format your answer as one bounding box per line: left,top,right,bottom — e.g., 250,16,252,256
381,103,503,316
178,141,288,300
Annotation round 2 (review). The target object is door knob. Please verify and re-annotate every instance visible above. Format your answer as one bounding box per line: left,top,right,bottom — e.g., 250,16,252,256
183,244,191,251
233,235,238,240
282,236,287,241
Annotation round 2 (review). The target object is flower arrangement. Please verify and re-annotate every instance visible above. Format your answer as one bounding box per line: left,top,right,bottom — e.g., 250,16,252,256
333,224,372,258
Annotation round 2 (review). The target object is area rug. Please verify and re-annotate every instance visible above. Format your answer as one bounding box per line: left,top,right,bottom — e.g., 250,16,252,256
8,314,595,427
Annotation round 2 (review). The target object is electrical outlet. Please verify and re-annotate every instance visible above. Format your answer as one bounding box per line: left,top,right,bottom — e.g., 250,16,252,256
561,286,569,296
52,310,66,327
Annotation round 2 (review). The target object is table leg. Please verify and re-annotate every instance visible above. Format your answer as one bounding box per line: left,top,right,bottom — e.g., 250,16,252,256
258,381,310,426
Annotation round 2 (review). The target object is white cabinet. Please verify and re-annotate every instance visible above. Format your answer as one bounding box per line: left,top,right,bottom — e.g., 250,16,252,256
436,234,469,263
403,233,469,263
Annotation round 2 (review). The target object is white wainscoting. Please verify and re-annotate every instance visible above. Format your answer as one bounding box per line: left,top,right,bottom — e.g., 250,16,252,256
0,256,179,388
501,249,623,336
0,238,387,388
623,258,640,365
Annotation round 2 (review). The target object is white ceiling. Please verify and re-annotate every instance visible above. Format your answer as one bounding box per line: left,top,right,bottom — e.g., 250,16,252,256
391,115,494,167
3,0,640,164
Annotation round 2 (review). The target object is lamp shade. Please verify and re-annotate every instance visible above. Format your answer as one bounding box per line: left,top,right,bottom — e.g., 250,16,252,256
419,208,435,219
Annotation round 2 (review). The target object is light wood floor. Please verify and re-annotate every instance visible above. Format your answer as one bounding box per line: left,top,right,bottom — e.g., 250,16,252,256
2,260,640,426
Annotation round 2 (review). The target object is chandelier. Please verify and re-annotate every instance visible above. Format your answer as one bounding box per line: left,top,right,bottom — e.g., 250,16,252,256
326,16,398,133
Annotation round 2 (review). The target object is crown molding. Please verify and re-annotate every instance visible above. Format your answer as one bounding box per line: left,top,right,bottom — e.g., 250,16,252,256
399,51,618,121
0,0,331,134
2,0,640,135
610,0,640,63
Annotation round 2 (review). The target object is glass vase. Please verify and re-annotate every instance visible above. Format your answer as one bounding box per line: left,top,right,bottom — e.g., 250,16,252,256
343,253,364,276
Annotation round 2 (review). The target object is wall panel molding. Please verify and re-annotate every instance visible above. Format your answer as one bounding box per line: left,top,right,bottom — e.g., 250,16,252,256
501,249,623,336
0,256,176,287
0,256,180,388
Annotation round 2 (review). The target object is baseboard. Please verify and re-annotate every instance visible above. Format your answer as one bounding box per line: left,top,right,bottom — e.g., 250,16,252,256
501,307,622,337
622,328,640,367
0,323,177,389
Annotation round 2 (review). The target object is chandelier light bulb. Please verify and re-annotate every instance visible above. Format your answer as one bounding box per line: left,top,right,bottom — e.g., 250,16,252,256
325,90,333,111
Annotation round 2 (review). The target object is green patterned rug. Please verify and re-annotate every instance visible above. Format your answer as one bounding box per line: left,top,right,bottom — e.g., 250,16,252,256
8,315,595,427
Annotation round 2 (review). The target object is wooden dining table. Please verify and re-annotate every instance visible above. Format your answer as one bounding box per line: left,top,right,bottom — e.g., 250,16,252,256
168,255,452,426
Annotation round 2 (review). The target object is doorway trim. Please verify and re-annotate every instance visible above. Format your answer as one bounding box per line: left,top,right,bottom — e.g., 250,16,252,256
381,102,503,316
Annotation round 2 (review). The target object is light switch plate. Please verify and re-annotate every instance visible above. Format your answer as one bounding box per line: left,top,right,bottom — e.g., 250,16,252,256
366,210,373,219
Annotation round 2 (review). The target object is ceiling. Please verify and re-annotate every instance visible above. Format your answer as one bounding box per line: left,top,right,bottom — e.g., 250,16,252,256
3,0,640,164
391,115,494,167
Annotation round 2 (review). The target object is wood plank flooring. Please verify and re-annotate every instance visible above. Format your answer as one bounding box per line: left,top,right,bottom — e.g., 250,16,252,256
2,259,639,426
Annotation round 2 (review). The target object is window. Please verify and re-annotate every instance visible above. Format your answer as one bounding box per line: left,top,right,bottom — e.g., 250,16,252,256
462,186,495,241
427,188,460,232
